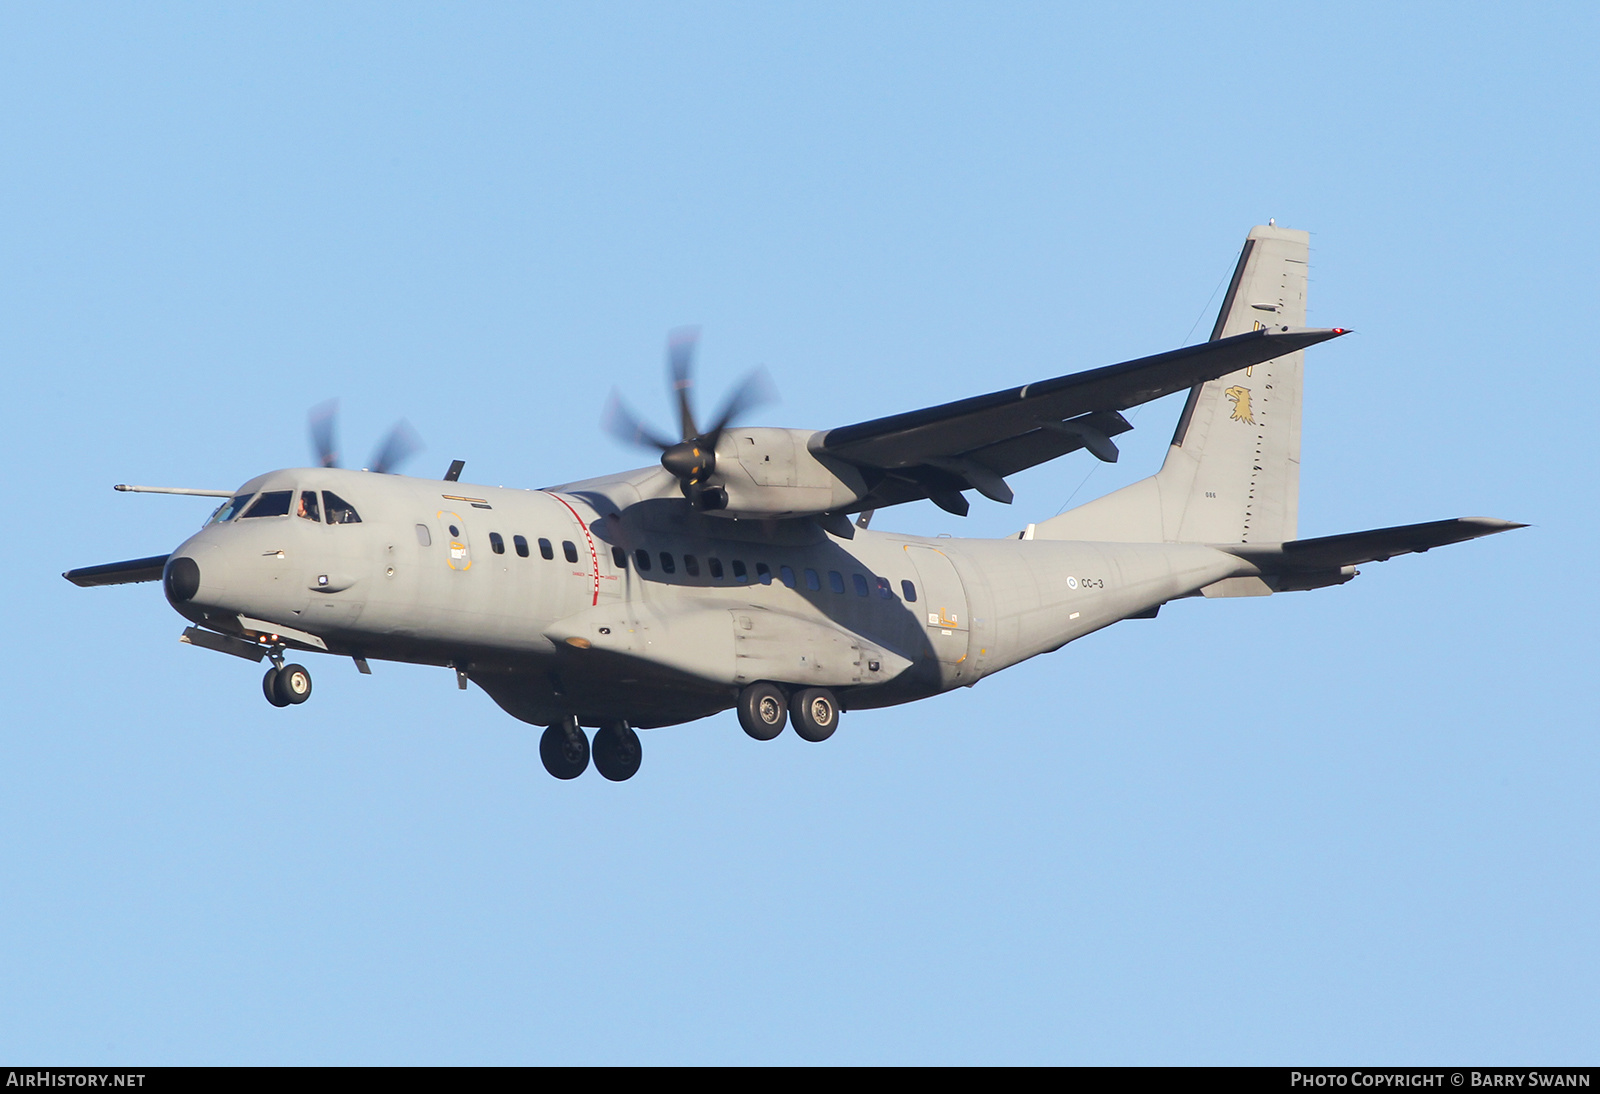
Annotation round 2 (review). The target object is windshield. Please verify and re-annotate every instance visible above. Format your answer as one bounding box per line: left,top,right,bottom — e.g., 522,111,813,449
240,490,293,518
208,493,255,524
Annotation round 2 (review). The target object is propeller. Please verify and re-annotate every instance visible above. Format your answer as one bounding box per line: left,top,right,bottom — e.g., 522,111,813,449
307,399,424,475
604,328,777,509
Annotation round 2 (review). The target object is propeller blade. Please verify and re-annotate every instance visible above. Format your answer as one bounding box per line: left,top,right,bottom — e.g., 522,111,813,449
369,420,424,475
668,327,700,440
309,399,340,468
706,367,779,437
602,390,675,451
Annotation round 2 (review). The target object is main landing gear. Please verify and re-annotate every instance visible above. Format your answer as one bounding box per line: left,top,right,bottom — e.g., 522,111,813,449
735,681,840,743
262,652,313,709
540,718,643,782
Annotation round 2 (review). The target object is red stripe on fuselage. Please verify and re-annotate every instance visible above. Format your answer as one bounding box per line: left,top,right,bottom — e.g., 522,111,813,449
547,493,602,606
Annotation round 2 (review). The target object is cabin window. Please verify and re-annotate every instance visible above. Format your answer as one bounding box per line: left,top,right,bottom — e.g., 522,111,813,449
539,538,554,560
756,562,772,585
210,493,254,523
612,546,627,569
803,568,820,591
514,535,529,558
733,560,748,582
853,573,870,597
877,576,894,599
780,565,797,589
828,571,845,594
489,532,505,555
634,548,652,572
659,552,676,574
708,558,724,579
415,524,432,547
297,491,321,522
684,554,700,577
901,580,918,602
241,490,293,518
563,541,579,564
323,492,362,524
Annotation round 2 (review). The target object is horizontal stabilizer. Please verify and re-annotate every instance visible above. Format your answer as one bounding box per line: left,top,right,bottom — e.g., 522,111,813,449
1222,517,1526,571
63,554,170,587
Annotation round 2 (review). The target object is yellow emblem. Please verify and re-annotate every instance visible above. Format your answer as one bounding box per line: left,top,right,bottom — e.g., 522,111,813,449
1224,385,1255,425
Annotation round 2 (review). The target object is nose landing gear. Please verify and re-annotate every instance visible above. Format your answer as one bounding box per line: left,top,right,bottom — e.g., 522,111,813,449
592,721,642,781
539,718,644,781
261,647,313,708
540,718,591,780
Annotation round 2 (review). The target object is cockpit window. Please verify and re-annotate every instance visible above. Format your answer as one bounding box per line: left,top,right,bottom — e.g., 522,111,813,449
322,491,361,524
240,490,293,518
209,493,255,524
297,491,321,522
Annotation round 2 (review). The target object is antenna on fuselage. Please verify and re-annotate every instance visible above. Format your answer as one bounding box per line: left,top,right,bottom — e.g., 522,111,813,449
444,460,465,482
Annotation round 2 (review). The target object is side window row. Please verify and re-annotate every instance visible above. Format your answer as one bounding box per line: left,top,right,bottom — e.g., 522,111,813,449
412,524,920,603
486,531,579,563
611,548,917,603
416,524,579,564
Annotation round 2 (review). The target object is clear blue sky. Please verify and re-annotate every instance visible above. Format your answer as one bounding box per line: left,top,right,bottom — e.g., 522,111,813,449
3,1,1595,1064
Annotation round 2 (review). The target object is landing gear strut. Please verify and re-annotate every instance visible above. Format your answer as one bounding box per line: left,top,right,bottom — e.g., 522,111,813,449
540,718,590,780
592,721,642,782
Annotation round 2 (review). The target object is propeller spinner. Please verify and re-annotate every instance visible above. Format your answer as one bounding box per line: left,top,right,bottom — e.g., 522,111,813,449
604,328,777,509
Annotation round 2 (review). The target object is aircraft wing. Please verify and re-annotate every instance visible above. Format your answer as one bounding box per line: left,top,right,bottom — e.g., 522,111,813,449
816,325,1346,514
63,554,171,587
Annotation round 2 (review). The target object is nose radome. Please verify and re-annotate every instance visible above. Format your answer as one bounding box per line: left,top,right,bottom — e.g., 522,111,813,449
165,556,201,603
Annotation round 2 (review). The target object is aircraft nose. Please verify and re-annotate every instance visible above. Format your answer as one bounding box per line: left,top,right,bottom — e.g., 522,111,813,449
164,556,201,604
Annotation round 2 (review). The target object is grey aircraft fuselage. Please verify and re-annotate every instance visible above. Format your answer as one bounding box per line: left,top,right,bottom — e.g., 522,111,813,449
167,463,1242,729
81,224,1523,778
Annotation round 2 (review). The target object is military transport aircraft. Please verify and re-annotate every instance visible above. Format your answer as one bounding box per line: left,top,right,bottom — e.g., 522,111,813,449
65,225,1523,782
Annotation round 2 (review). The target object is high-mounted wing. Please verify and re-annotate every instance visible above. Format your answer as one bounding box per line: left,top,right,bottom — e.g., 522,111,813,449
816,324,1346,515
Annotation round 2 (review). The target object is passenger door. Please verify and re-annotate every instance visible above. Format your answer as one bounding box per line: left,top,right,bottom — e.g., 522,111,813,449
434,511,473,573
903,544,971,674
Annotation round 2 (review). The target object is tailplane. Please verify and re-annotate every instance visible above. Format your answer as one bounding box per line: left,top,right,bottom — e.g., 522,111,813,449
1036,223,1310,544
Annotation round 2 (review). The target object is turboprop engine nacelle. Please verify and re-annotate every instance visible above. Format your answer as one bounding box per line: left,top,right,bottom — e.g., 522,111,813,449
700,427,870,518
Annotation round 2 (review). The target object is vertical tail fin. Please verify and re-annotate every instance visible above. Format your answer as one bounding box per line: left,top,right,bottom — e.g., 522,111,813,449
1036,224,1309,544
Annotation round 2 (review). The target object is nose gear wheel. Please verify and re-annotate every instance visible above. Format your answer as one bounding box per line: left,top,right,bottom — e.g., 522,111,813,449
592,722,643,781
540,719,590,780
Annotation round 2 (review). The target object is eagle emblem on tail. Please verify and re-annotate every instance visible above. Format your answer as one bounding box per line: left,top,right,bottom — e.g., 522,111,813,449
1224,385,1255,425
